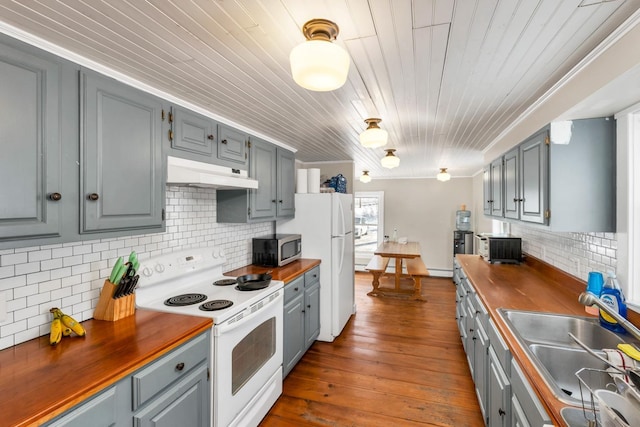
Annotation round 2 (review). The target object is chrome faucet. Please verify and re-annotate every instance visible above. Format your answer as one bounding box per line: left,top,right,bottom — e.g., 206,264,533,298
578,292,640,341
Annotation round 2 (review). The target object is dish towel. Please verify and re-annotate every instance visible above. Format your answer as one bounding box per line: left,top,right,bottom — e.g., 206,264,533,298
604,348,637,383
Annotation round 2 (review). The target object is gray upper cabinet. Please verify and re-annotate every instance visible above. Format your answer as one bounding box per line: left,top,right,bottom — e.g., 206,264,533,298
217,124,248,167
217,138,295,223
484,117,615,231
276,148,295,218
249,138,278,220
489,157,504,217
519,129,547,224
171,106,216,156
80,70,164,233
482,167,491,216
503,147,520,220
0,41,63,241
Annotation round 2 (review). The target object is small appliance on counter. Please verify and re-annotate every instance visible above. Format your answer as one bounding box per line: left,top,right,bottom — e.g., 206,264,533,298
252,234,302,267
475,234,522,264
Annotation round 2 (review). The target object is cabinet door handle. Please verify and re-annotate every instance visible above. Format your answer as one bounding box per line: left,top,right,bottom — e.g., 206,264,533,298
207,134,214,140
168,129,173,141
48,192,62,201
294,287,299,291
87,193,99,201
279,200,283,203
498,409,506,417
221,139,228,144
176,362,185,371
307,304,311,308
272,200,276,203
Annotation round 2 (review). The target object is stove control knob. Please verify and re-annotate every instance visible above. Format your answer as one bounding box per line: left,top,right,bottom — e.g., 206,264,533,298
212,250,218,259
218,249,225,258
154,263,165,273
142,267,153,277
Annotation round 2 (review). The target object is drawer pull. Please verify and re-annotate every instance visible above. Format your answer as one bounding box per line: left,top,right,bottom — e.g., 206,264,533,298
294,287,299,291
175,362,185,371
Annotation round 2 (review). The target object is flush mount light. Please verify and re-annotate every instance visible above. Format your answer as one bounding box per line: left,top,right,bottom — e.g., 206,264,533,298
359,118,388,148
380,149,400,169
437,168,451,182
290,19,350,92
360,170,371,183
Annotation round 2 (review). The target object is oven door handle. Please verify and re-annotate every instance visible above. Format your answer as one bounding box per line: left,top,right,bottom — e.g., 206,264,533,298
214,291,282,335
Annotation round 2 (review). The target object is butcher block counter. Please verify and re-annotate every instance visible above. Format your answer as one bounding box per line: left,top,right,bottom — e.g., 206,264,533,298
456,254,640,427
0,310,212,427
224,258,321,283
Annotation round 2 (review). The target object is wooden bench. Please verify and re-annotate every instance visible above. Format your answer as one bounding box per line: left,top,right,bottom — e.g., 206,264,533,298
365,255,390,296
406,257,430,300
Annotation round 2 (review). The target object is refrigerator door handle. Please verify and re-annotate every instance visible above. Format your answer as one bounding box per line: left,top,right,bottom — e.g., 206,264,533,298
335,236,345,276
335,196,345,236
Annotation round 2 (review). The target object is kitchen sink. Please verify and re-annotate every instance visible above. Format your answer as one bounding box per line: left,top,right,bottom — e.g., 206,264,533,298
497,309,631,407
500,309,626,349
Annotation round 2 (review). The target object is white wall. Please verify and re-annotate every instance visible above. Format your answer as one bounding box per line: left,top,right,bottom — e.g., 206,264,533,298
0,187,272,350
353,177,474,274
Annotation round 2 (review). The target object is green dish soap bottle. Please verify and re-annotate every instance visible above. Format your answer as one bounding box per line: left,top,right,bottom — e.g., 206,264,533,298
599,271,627,334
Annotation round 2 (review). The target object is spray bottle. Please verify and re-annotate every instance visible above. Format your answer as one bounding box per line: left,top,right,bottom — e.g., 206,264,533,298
599,271,627,334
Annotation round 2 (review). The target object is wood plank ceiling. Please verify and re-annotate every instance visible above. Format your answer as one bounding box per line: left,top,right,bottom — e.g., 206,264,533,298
0,0,638,179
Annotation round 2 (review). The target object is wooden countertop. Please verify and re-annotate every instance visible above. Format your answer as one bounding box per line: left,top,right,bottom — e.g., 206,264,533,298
224,258,321,283
456,254,639,427
0,310,212,427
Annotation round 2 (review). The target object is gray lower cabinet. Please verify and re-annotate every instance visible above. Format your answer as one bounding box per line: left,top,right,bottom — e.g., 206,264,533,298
80,69,164,233
283,266,320,377
43,331,210,427
0,38,65,241
217,139,296,223
457,260,551,427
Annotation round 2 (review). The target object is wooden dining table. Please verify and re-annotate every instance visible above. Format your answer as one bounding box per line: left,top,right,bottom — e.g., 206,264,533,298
374,241,422,289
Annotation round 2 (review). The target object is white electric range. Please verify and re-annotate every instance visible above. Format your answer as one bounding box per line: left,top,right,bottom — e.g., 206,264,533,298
135,247,284,427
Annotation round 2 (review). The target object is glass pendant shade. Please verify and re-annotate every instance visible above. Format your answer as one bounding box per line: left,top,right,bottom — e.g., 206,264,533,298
359,118,388,148
360,170,371,183
437,168,451,182
381,149,400,169
290,19,350,92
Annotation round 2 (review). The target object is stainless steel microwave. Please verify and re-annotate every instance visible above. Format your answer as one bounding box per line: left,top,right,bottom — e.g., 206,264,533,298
252,234,302,267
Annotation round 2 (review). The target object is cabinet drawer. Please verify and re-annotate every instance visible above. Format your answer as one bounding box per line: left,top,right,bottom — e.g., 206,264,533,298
488,318,511,375
132,331,209,410
284,276,304,304
304,266,320,286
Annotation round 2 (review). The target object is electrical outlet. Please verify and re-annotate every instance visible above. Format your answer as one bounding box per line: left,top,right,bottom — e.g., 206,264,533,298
0,291,6,323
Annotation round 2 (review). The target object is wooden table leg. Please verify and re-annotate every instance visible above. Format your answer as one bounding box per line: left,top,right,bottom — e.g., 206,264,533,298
394,257,403,289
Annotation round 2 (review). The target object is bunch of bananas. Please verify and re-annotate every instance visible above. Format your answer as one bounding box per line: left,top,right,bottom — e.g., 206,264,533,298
49,307,86,346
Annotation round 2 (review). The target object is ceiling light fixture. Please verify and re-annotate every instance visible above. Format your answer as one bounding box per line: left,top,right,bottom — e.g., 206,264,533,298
437,168,451,182
359,118,388,148
290,19,350,92
360,170,371,183
381,149,400,169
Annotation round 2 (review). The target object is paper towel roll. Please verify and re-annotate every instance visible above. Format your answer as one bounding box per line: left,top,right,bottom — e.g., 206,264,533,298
307,168,320,193
296,169,308,193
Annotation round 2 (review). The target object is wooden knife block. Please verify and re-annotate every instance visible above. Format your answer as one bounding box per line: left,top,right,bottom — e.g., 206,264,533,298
93,280,136,321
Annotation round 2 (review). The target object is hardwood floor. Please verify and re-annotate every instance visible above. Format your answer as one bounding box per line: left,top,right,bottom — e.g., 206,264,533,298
260,272,484,426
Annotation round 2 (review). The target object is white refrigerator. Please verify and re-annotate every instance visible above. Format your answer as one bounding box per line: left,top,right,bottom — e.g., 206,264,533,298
277,193,355,342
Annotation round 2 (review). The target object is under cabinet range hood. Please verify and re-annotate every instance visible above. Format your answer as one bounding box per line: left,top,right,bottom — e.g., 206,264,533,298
167,156,258,189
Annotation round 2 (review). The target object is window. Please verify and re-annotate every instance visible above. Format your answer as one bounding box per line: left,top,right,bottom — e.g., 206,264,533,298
354,191,384,269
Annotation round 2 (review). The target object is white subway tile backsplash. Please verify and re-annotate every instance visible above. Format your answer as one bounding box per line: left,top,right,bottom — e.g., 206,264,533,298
0,186,274,349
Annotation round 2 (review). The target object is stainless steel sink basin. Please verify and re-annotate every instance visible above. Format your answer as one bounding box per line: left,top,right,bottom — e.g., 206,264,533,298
498,309,631,407
529,344,614,404
500,309,626,349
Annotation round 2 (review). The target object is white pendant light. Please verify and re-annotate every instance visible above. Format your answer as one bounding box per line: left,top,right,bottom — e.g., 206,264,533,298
381,149,400,169
360,170,371,183
359,118,388,148
437,168,451,182
290,19,350,92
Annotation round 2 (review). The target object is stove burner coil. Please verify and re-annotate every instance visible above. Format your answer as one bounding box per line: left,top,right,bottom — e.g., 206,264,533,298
199,299,234,311
213,278,237,286
164,293,207,306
